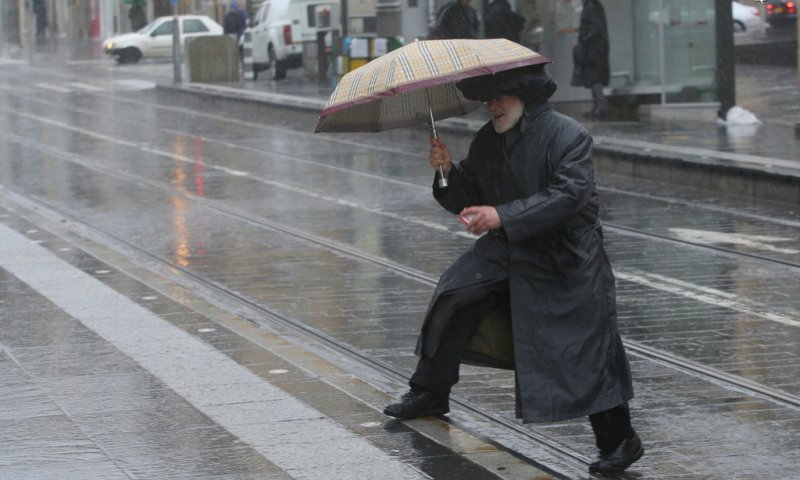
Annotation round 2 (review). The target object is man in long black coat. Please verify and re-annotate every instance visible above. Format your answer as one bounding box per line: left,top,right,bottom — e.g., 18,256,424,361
383,65,644,474
571,0,610,119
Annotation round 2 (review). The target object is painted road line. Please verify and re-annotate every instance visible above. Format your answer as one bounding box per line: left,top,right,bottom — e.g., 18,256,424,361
669,228,800,255
34,82,73,93
66,82,106,92
111,79,157,91
616,269,800,328
0,222,426,480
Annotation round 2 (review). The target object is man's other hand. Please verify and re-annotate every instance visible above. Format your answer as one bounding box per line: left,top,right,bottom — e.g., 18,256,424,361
459,206,500,235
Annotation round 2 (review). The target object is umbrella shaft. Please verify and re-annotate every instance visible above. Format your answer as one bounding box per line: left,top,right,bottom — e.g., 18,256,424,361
428,92,446,187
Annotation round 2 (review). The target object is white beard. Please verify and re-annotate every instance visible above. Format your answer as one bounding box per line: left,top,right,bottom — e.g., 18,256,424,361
491,101,524,134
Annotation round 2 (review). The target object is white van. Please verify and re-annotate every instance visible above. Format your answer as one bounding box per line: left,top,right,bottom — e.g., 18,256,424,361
247,0,340,80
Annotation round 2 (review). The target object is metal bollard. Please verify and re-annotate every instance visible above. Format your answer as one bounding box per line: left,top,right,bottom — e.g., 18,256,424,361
242,30,254,81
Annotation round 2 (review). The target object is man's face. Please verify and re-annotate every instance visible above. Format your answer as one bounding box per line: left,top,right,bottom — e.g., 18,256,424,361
485,95,524,134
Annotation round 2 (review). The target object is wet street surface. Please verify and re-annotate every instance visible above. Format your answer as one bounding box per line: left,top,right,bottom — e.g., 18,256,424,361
1,58,800,479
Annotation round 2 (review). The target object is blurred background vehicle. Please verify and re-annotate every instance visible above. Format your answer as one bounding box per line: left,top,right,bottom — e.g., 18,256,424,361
733,0,762,32
764,0,798,28
103,15,223,64
245,0,340,80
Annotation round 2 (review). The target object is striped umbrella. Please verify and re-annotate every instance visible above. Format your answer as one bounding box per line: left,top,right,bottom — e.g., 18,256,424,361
314,38,549,186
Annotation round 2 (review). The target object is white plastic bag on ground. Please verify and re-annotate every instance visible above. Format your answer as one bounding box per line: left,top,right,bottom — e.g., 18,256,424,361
717,106,762,125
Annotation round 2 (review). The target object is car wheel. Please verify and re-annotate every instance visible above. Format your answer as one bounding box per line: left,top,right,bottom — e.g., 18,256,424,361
120,47,142,64
734,20,746,33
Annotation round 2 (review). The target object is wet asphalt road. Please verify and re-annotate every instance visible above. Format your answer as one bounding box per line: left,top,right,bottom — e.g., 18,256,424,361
1,57,800,479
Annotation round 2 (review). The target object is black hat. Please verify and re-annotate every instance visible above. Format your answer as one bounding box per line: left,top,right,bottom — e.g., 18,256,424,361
456,64,557,105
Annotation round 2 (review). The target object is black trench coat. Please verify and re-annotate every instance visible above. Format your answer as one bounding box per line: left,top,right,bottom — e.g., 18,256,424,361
416,103,633,423
570,0,610,88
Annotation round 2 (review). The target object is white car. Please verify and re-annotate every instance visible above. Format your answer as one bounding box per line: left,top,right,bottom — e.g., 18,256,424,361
733,1,761,32
245,0,339,80
648,2,761,33
103,15,224,64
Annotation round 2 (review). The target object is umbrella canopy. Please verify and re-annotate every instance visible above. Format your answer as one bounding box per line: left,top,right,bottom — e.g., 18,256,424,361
314,38,550,134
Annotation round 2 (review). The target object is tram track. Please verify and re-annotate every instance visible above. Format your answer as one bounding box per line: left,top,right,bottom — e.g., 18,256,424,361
3,89,800,387
4,77,800,476
6,170,800,480
0,182,596,479
2,132,800,479
2,118,800,474
1,84,799,272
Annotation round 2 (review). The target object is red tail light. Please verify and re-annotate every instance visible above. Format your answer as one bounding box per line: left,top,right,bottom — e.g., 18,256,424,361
283,25,292,45
787,1,797,13
766,3,773,11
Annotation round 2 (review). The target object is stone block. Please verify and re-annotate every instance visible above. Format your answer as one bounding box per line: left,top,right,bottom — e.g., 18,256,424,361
186,35,240,83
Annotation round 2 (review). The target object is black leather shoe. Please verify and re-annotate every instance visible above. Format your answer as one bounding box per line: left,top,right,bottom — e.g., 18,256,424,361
589,433,644,474
383,389,449,419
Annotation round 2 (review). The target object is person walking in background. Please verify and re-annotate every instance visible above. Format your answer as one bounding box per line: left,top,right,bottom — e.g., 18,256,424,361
32,0,48,42
382,64,644,475
223,0,248,40
431,0,480,39
485,0,525,43
128,0,147,31
571,0,610,119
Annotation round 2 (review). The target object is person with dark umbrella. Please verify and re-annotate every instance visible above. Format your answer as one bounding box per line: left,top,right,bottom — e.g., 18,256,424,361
484,0,525,43
430,0,480,39
383,64,644,475
571,0,610,119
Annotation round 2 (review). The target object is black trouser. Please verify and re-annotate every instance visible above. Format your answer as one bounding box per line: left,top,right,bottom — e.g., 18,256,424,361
409,289,502,398
589,403,635,453
409,290,634,453
591,83,609,114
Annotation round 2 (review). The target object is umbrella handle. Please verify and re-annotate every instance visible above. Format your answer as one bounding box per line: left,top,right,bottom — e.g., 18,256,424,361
428,102,448,188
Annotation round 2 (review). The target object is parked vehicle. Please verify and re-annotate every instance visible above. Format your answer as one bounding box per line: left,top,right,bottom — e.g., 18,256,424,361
245,0,340,80
733,1,761,32
103,15,224,64
765,0,797,28
649,2,761,33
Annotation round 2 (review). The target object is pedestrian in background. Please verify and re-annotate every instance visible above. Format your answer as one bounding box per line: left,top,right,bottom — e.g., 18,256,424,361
431,0,480,39
571,0,610,119
33,0,48,42
383,64,644,475
128,0,147,31
485,0,525,43
223,0,248,40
